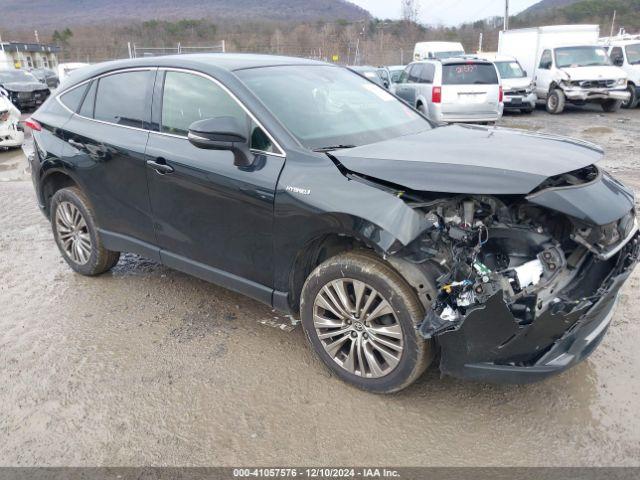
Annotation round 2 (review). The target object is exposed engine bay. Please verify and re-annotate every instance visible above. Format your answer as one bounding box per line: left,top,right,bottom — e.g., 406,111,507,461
391,180,639,375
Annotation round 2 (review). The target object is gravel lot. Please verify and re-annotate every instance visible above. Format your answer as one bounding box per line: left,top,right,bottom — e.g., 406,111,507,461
1,105,639,467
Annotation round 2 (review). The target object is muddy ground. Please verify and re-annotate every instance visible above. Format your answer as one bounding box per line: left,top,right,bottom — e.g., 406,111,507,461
1,105,639,467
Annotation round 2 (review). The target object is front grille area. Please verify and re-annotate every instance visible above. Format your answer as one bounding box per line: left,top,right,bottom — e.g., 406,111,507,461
572,79,616,89
17,92,33,100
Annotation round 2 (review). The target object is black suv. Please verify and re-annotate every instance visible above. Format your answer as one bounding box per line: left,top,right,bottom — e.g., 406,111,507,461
28,55,638,393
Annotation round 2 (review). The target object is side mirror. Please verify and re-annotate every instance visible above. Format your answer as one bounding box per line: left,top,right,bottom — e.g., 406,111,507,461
523,70,528,77
188,116,251,167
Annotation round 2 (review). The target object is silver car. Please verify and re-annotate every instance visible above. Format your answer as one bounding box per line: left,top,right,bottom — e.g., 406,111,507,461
394,58,504,123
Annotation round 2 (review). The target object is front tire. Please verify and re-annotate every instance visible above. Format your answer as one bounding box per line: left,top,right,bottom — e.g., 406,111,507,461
622,83,638,109
51,187,120,276
300,251,433,393
546,88,565,114
602,99,623,112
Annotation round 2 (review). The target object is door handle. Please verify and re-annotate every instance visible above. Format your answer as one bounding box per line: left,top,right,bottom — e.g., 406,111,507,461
146,159,174,174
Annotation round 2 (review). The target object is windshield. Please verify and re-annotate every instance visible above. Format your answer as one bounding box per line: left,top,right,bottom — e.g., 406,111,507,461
433,50,465,60
442,63,499,85
626,43,640,65
554,46,611,68
495,61,526,79
0,70,38,83
389,68,404,83
236,65,430,150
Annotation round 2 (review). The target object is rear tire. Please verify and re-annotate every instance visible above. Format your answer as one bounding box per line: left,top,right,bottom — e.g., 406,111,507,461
546,89,565,114
622,83,638,109
602,99,623,113
50,187,120,276
300,251,433,393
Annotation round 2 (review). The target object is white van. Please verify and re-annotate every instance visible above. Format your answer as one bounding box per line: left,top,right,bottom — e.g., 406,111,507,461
414,42,465,61
499,25,629,114
600,35,640,108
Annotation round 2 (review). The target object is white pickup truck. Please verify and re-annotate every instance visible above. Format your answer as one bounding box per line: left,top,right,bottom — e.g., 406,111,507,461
601,34,640,108
499,25,630,114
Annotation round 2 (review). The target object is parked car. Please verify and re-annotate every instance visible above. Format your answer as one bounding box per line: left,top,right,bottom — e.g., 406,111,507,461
601,37,640,108
348,65,388,88
0,69,51,110
30,68,60,89
386,65,406,84
395,58,504,123
27,54,638,392
414,41,464,61
482,53,537,113
499,25,629,114
0,88,24,149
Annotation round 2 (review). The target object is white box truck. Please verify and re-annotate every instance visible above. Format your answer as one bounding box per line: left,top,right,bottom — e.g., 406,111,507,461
499,25,630,113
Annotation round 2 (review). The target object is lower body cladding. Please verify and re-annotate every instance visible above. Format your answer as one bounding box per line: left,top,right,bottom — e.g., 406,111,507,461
392,187,639,383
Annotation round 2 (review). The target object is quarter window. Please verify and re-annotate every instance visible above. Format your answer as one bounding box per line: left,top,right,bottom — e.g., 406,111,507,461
79,81,97,118
59,84,88,112
94,71,152,128
161,71,274,153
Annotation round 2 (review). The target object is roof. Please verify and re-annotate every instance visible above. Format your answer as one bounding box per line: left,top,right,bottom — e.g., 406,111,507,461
0,42,61,53
63,53,332,87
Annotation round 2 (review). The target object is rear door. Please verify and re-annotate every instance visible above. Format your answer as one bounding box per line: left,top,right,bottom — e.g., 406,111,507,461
145,69,285,300
440,62,500,116
59,69,158,250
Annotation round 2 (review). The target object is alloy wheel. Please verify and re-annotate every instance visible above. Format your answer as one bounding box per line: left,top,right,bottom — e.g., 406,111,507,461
312,278,404,378
55,201,92,265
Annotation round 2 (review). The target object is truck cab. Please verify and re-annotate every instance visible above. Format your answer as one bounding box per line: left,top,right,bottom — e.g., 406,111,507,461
534,44,629,113
603,39,640,108
499,25,630,114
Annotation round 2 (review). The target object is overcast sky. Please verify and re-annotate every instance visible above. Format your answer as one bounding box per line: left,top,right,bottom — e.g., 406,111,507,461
349,0,541,26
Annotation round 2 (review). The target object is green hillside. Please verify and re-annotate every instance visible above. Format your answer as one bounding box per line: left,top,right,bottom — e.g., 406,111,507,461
515,0,640,32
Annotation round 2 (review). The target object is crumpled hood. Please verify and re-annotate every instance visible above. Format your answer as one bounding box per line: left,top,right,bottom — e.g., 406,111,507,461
331,124,604,195
560,66,627,82
1,81,47,93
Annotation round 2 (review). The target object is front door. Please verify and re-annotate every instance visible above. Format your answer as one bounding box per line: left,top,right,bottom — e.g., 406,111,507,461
145,70,285,302
535,49,554,99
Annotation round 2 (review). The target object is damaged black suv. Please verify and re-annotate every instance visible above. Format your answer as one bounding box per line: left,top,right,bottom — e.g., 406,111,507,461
28,55,639,393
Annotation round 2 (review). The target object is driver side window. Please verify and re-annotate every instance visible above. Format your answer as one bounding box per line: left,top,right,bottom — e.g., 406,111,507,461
539,50,553,70
161,71,274,153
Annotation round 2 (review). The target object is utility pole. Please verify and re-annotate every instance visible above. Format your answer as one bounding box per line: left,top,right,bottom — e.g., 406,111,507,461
478,32,483,53
504,0,509,31
609,10,617,39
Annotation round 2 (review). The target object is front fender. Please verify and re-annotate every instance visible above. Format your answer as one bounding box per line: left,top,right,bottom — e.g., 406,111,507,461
272,150,429,292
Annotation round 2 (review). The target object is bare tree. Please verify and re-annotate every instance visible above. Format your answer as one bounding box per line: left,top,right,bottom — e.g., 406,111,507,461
401,0,420,24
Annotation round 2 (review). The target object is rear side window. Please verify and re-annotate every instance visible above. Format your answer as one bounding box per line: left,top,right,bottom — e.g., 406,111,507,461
418,63,435,84
408,64,423,83
59,84,88,112
442,64,498,85
78,81,97,118
94,71,152,128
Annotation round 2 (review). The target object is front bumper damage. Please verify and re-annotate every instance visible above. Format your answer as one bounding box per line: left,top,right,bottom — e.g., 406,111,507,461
562,86,630,103
389,166,640,383
423,235,638,382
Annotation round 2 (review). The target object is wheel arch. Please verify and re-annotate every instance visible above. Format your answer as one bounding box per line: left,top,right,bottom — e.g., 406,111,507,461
39,168,82,218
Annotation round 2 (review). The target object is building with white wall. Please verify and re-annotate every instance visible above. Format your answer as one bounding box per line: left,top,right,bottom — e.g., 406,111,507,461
0,41,61,70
